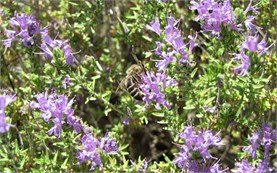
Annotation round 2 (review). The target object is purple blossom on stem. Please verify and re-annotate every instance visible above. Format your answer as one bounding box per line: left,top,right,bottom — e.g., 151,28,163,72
78,133,119,170
237,124,276,173
40,27,76,65
3,13,40,48
174,126,223,172
63,77,71,89
0,94,17,133
232,52,250,76
77,133,102,170
188,34,198,53
244,16,260,34
30,91,83,137
242,35,272,56
139,72,177,109
190,0,236,36
150,16,190,67
242,131,261,159
232,160,254,173
155,51,176,71
122,116,130,125
146,18,161,35
100,133,118,154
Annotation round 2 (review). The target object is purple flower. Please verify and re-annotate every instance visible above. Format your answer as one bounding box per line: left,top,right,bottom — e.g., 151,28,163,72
174,126,223,171
179,49,190,64
209,162,226,173
242,35,272,56
138,159,148,173
232,160,254,173
122,116,130,125
146,18,161,35
244,0,259,15
190,0,236,36
139,72,177,109
164,16,182,45
30,91,83,137
148,16,192,68
77,134,102,170
155,51,176,71
244,16,260,34
154,41,164,56
188,34,198,53
242,35,259,52
3,13,40,48
173,146,191,170
63,77,71,89
78,133,118,170
232,52,250,76
0,94,17,133
2,30,16,48
100,133,118,154
243,131,261,158
239,124,276,172
40,28,76,65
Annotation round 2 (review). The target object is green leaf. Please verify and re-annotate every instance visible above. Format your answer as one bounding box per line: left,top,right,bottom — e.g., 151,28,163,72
183,105,195,110
152,112,164,117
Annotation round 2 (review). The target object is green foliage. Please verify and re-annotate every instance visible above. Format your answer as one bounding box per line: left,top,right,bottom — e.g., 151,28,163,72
0,0,276,172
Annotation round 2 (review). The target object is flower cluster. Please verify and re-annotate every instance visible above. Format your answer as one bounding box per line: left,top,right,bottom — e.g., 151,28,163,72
30,91,83,138
139,71,177,109
232,124,276,173
173,126,226,172
231,52,250,76
241,35,272,57
3,13,40,48
77,133,118,170
3,13,76,65
147,16,197,70
231,1,273,77
0,94,17,133
40,27,76,65
190,0,236,36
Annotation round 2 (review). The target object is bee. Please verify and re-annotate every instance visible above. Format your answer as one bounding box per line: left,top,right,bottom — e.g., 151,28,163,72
119,55,147,101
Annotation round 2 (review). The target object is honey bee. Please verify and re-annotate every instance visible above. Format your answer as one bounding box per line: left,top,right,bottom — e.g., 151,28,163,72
119,55,147,101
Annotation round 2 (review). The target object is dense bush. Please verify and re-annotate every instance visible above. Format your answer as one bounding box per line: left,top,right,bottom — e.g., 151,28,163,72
0,0,276,172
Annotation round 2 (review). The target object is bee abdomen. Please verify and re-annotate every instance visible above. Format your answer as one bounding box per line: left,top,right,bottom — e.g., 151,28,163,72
126,79,144,101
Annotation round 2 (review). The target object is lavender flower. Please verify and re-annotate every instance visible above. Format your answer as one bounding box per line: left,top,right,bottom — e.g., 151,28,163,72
155,51,176,71
244,16,260,34
63,77,71,89
242,35,272,56
138,159,148,173
190,0,236,36
242,131,261,159
3,13,40,48
237,124,276,173
242,35,259,52
139,72,177,109
232,52,250,76
209,162,226,173
174,126,223,172
40,27,76,65
147,16,191,68
146,18,161,35
77,133,102,170
0,94,17,133
232,160,254,173
30,91,83,137
99,133,118,154
122,117,130,125
188,34,198,53
173,146,191,169
78,133,119,170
